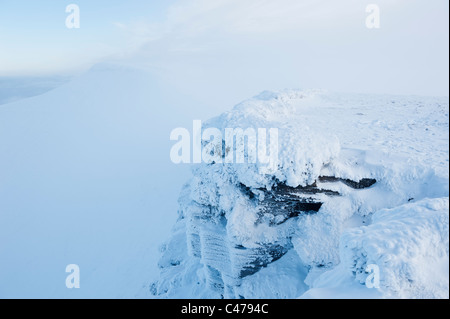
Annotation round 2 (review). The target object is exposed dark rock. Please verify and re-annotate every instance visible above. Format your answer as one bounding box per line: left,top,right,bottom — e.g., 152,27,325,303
179,176,376,296
235,243,292,278
242,177,376,226
318,176,377,189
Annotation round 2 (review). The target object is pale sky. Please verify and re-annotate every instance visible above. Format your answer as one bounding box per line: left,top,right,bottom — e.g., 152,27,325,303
0,0,448,97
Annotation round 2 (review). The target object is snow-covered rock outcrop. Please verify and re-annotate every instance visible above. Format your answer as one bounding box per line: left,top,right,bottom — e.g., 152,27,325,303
151,90,449,299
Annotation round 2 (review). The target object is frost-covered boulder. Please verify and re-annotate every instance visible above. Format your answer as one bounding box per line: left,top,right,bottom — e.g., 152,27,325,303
303,197,449,299
342,197,449,298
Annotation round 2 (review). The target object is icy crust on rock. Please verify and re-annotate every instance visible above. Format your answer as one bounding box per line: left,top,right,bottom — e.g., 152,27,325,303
151,90,449,299
292,149,449,268
303,197,449,299
345,197,449,299
204,89,341,189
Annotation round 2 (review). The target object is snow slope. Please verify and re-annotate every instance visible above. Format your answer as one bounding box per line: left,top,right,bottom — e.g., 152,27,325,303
152,90,449,299
0,64,205,298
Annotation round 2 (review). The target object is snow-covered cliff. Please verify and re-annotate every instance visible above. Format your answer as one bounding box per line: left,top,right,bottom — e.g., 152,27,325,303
151,90,449,299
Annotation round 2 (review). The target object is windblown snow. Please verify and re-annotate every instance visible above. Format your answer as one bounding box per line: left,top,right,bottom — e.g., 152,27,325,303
151,89,449,299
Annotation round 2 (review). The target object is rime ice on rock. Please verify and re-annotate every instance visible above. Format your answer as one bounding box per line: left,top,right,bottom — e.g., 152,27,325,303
152,90,449,299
